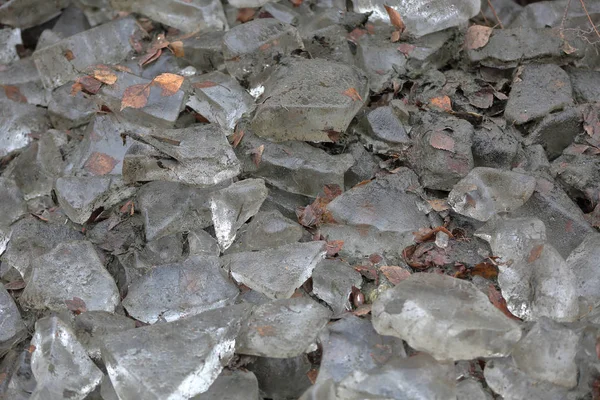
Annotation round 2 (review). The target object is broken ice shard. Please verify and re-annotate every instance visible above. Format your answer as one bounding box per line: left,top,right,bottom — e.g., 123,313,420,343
222,19,303,82
567,233,600,303
55,175,136,224
48,83,97,130
210,178,268,250
101,304,251,399
237,297,331,358
0,0,69,29
123,125,241,186
448,167,536,221
0,99,51,157
372,273,522,361
221,241,326,299
32,18,141,90
21,240,120,313
122,256,239,324
30,316,103,400
0,284,27,357
193,369,259,400
312,259,363,317
351,0,480,37
251,58,369,142
109,0,227,33
0,58,52,107
187,71,255,132
73,311,136,360
0,28,22,64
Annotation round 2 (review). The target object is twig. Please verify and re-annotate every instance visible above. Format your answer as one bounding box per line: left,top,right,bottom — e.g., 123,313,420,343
560,0,573,32
579,0,600,40
480,10,490,26
487,0,503,29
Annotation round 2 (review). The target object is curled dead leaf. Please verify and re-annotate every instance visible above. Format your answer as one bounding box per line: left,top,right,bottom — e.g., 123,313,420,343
168,40,185,57
488,284,521,321
342,87,362,101
121,83,150,110
383,5,405,32
64,49,75,60
236,7,256,22
72,76,102,95
230,129,244,148
465,25,493,50
251,144,265,167
326,240,344,257
65,297,87,315
390,30,401,43
84,152,119,175
427,198,450,211
152,73,184,96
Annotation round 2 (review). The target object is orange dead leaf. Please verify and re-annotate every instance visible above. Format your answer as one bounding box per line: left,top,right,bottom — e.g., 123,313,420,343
168,40,185,57
230,130,244,148
390,30,401,42
236,7,256,22
471,261,499,279
84,152,119,175
427,198,449,211
121,83,150,110
380,266,411,285
139,48,162,66
92,69,118,85
72,76,102,95
307,369,318,384
429,130,455,152
527,244,544,263
27,345,36,354
65,297,87,315
152,73,184,96
429,95,452,112
3,85,27,103
290,0,303,6
342,87,362,101
64,49,75,60
120,200,135,215
256,325,276,336
383,5,405,32
464,25,493,50
326,240,344,257
488,284,521,321
347,28,367,44
193,81,219,89
114,65,133,73
352,304,372,316
252,144,265,167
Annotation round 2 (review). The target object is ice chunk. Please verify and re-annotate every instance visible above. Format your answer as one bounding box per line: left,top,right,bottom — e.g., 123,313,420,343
372,273,522,361
48,83,97,130
247,355,312,400
109,0,227,33
326,168,429,233
0,284,27,357
177,31,225,72
101,304,251,399
222,241,326,299
448,167,536,221
457,379,494,400
251,58,369,142
0,0,69,29
0,178,27,228
32,18,140,90
312,259,363,317
357,106,411,154
224,210,303,253
318,315,406,384
234,130,354,197
0,100,51,157
351,0,480,37
191,370,259,400
21,240,120,313
567,233,600,302
223,19,303,82
55,175,136,225
73,311,136,360
187,229,220,257
337,354,457,399
137,181,216,241
355,32,407,93
187,71,255,132
237,297,331,358
123,256,239,324
30,316,103,400
0,28,22,64
123,125,241,186
210,178,268,250
0,58,52,106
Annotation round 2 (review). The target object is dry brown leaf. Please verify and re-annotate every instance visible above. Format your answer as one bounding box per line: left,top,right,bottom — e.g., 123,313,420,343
3,85,27,103
347,28,367,44
307,369,318,384
121,83,150,110
114,65,133,73
64,49,75,60
342,87,362,101
562,41,577,54
383,5,405,32
464,25,493,50
139,48,162,66
527,244,544,263
72,76,102,95
92,69,118,85
252,144,265,167
230,129,244,148
488,284,521,321
326,240,344,257
152,73,184,96
427,198,449,211
65,297,87,315
236,7,256,22
397,43,415,55
84,152,119,175
4,279,26,290
429,130,455,152
390,30,401,42
429,96,452,112
352,304,372,316
471,261,499,279
290,0,303,6
380,266,411,285
193,81,219,89
168,40,185,57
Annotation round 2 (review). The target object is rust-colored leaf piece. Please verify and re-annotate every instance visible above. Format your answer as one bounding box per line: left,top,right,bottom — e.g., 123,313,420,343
464,25,493,50
152,73,184,96
230,129,244,148
429,95,452,112
251,144,265,167
3,85,27,103
84,152,119,175
429,130,456,152
256,325,276,336
120,83,151,110
237,7,256,22
296,184,342,228
71,76,102,95
427,198,449,212
342,87,362,101
64,49,75,60
527,244,544,263
326,240,344,257
65,297,87,315
383,5,405,31
380,266,411,285
397,43,415,55
488,284,521,321
168,40,185,57
91,68,118,85
193,81,219,89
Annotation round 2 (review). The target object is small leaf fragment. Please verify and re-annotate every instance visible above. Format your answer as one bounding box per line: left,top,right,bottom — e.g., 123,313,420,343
464,25,493,50
390,30,401,42
429,130,455,152
72,76,102,95
168,40,185,57
527,244,544,263
152,73,184,96
193,81,219,89
84,152,119,175
427,198,450,211
326,240,344,257
383,5,405,31
64,49,75,60
380,266,411,285
256,325,276,336
342,87,362,101
488,284,521,321
3,85,27,103
65,297,87,315
429,96,452,112
397,43,415,55
120,83,150,110
230,129,244,148
252,144,265,167
92,69,118,85
236,7,256,22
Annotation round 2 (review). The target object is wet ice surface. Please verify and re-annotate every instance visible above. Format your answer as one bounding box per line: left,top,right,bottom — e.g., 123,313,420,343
1,0,600,398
